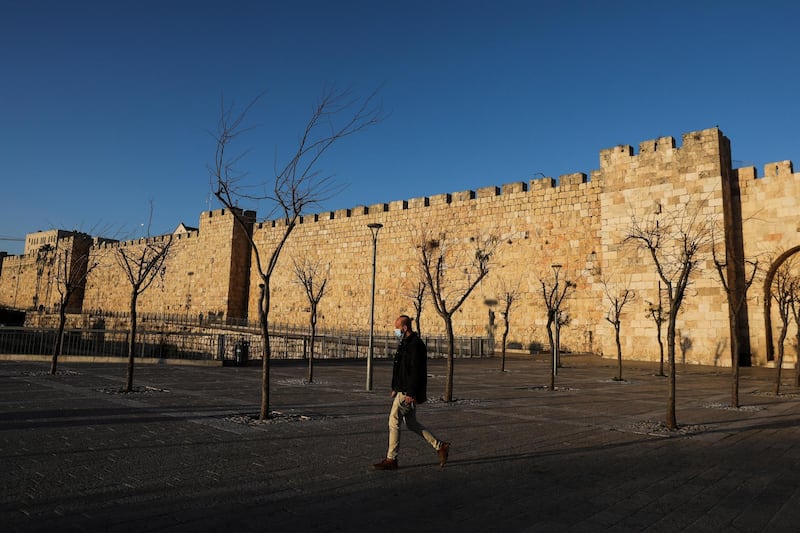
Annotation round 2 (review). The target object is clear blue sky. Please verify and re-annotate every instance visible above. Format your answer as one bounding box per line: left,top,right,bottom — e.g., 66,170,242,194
2,0,799,255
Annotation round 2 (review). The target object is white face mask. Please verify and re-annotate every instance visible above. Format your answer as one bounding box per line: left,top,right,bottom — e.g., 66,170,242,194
394,328,403,339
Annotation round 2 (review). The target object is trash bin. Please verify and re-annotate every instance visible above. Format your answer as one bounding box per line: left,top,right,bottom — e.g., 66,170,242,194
234,340,250,366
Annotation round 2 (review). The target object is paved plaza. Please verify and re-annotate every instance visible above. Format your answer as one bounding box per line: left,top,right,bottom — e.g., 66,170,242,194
1,353,799,532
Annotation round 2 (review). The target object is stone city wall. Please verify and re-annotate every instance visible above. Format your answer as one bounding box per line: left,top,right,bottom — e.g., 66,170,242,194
2,126,797,367
595,129,731,366
254,127,748,365
0,231,92,313
81,208,255,322
0,254,41,311
738,160,799,360
252,171,603,356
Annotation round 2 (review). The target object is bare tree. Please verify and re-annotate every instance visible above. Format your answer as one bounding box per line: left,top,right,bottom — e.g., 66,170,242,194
645,282,667,377
50,239,100,374
601,274,635,382
711,230,759,408
540,265,575,391
115,228,173,393
293,258,329,383
625,207,713,429
211,87,383,420
408,281,426,337
496,277,521,373
419,231,497,401
770,258,796,396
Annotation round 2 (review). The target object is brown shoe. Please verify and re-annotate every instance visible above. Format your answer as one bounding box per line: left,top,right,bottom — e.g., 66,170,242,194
373,458,398,470
437,442,450,469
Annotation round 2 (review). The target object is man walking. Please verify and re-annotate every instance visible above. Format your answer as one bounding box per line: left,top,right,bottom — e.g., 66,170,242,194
373,315,450,470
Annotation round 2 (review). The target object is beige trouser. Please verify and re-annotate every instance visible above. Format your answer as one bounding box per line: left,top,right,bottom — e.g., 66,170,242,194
387,393,441,460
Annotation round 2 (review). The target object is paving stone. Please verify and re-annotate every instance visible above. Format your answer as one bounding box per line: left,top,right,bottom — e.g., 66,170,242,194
1,355,799,532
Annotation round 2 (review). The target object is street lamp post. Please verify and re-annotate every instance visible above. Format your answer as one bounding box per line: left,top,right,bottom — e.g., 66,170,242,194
366,223,383,391
551,263,562,377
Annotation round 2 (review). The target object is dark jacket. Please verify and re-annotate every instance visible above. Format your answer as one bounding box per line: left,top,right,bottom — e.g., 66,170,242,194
391,332,428,403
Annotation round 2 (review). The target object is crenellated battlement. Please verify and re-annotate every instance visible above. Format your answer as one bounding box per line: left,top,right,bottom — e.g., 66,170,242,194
764,160,794,178
254,171,597,229
11,126,786,255
96,233,174,251
599,127,727,171
91,206,257,250
638,136,677,154
734,160,796,182
242,126,788,234
201,207,256,220
559,172,588,187
199,207,256,229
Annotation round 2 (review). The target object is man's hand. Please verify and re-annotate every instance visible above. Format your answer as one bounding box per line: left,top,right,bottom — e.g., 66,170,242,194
404,395,416,405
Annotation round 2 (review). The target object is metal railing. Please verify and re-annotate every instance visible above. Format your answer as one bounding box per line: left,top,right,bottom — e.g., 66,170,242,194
0,326,493,363
0,327,218,362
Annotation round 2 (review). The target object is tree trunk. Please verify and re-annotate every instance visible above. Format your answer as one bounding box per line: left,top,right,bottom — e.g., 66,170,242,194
657,324,665,377
546,314,555,391
666,313,678,430
445,316,455,402
774,327,787,395
615,323,623,381
730,306,740,408
308,314,316,383
501,320,509,373
259,281,272,420
500,328,508,372
50,302,67,375
126,289,139,393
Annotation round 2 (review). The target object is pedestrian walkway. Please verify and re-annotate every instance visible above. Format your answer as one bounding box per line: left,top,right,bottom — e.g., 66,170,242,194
1,355,799,532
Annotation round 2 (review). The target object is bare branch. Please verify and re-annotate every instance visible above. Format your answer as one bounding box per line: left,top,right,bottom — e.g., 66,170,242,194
293,257,330,307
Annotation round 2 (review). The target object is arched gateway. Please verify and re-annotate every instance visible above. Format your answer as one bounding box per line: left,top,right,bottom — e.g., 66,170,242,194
763,245,800,362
